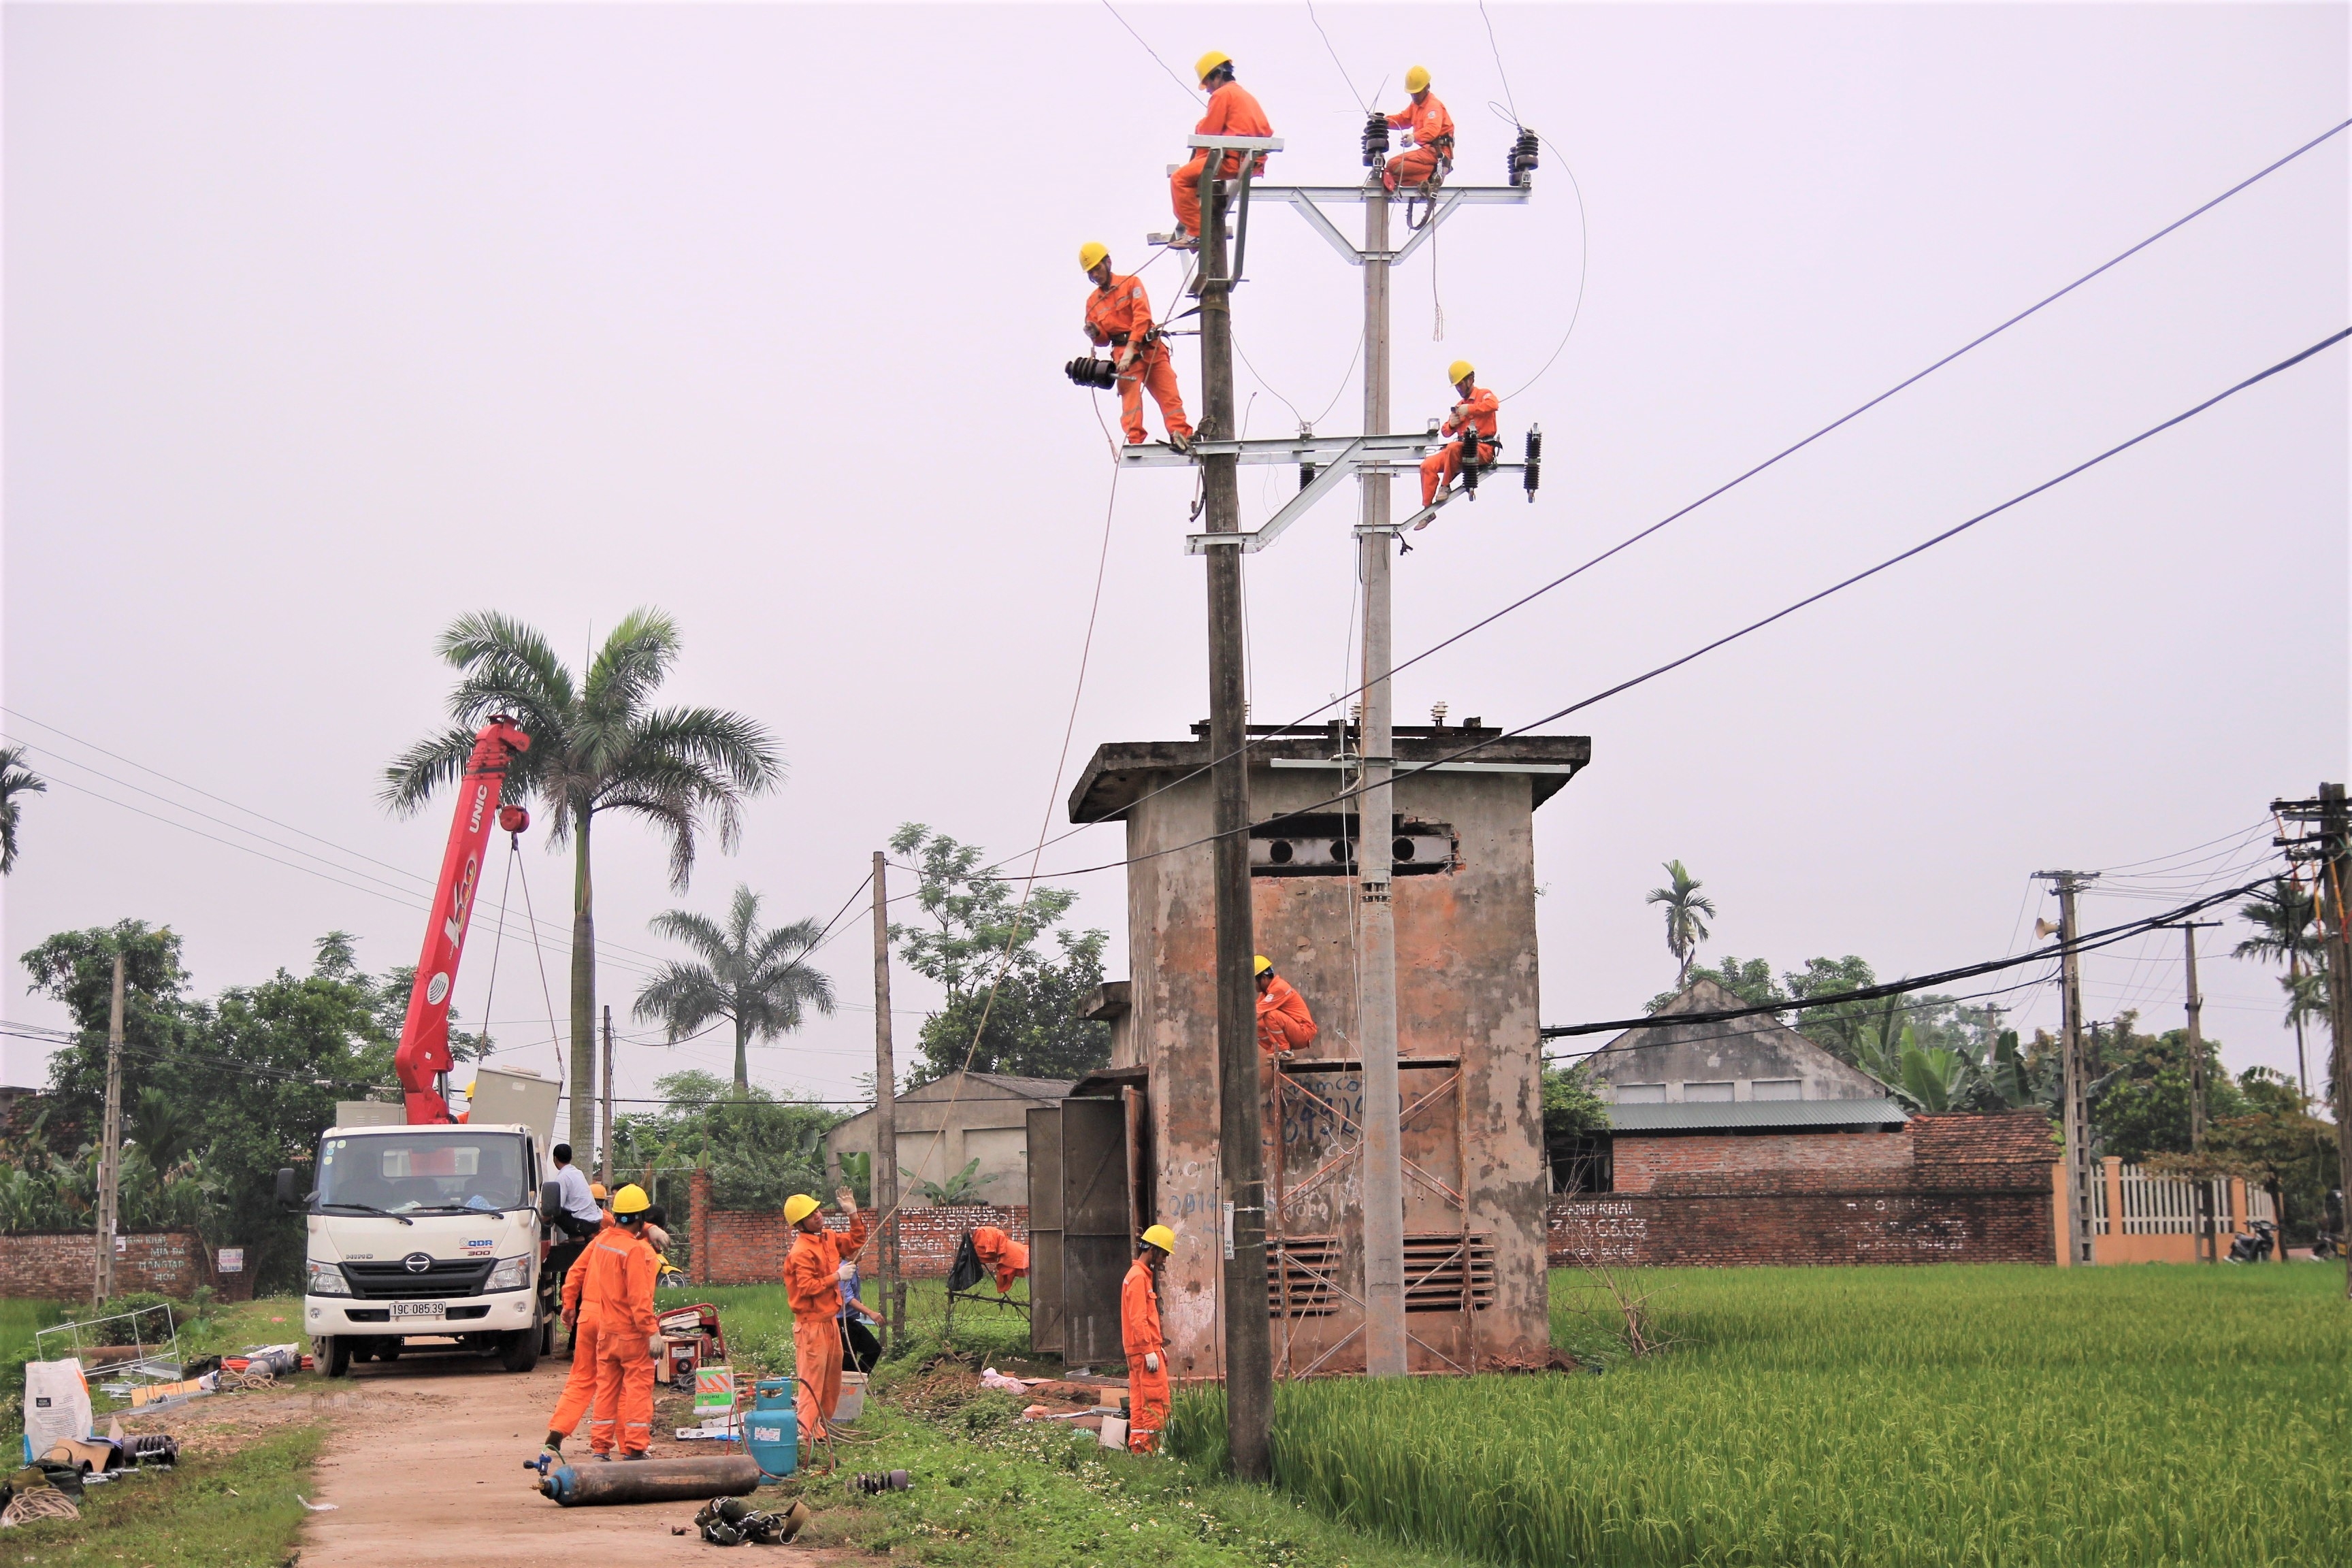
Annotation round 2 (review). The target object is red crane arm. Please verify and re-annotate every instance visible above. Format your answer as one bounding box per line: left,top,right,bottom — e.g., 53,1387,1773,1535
395,717,533,1124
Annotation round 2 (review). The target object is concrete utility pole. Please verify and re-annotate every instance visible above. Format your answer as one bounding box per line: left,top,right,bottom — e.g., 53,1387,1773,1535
2163,921,2223,1261
94,953,126,1306
2036,871,2098,1265
1197,158,1273,1480
871,850,901,1352
600,1006,615,1190
1354,182,1408,1377
2319,785,2352,1301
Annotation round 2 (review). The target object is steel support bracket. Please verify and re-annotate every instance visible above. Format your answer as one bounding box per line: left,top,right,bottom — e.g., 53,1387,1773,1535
1258,184,1531,266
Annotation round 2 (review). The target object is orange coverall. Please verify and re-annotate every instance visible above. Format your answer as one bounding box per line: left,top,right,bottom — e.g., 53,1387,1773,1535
555,1225,659,1455
1383,93,1455,191
1257,974,1318,1055
1421,384,1500,506
784,1212,869,1444
1120,1256,1170,1454
969,1226,1030,1294
1171,81,1273,237
1085,273,1192,446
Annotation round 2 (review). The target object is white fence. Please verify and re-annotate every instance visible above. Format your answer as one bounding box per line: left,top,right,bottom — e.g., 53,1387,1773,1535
2091,1163,2275,1236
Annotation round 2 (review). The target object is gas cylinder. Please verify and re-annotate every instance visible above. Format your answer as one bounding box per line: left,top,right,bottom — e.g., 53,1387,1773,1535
744,1375,798,1478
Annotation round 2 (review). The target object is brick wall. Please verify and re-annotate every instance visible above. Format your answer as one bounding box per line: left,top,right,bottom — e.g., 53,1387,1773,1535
0,1230,250,1301
688,1183,1030,1288
1549,1112,2057,1268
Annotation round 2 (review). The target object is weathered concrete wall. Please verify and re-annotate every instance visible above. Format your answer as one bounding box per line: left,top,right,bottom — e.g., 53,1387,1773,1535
688,1175,1029,1286
0,1230,250,1301
1587,978,1891,1103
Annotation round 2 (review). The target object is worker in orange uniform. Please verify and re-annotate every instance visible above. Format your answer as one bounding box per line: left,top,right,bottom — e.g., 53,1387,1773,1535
1081,243,1192,451
782,1186,868,1453
540,1182,661,1463
1169,52,1273,251
969,1224,1030,1294
1255,955,1318,1057
1416,359,1500,522
1122,1224,1177,1454
1381,66,1454,194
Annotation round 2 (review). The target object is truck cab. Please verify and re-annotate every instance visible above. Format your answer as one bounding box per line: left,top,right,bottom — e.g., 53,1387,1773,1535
293,1119,558,1377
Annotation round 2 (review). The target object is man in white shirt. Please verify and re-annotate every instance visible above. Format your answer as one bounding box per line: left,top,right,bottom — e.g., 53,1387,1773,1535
550,1144,602,1236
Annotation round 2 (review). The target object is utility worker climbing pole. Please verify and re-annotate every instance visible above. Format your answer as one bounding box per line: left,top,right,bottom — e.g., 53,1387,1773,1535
1168,51,1273,252
1380,66,1454,193
1255,955,1318,1058
1122,1225,1177,1454
1416,359,1501,525
540,1181,660,1464
968,1224,1030,1294
1081,242,1192,451
783,1187,867,1455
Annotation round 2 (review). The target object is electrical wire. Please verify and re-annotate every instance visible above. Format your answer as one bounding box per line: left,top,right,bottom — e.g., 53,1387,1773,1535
1477,0,1522,127
1303,1,1370,112
1097,0,1202,106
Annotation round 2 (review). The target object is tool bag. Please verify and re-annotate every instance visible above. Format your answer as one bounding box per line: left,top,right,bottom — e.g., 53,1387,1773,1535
947,1233,984,1296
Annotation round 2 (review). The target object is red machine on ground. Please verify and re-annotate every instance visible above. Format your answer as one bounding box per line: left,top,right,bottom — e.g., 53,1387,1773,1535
393,717,533,1124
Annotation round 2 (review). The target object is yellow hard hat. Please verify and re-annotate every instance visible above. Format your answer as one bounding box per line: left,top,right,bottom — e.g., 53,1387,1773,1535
1448,359,1476,386
590,1182,609,1202
1079,241,1110,274
1196,50,1232,83
1141,1224,1176,1254
1405,65,1431,94
1253,954,1273,976
783,1193,821,1226
611,1183,651,1216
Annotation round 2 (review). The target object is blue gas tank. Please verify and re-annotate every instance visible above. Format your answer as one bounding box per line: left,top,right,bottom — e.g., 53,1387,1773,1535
744,1375,798,1478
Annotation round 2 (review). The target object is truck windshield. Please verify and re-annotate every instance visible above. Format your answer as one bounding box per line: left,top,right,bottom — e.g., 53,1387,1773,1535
316,1132,529,1214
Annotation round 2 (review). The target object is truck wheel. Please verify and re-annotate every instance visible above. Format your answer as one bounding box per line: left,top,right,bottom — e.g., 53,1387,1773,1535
502,1326,540,1373
323,1336,353,1379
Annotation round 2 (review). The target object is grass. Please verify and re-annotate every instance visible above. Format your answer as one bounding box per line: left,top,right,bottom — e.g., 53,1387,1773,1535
671,1275,1043,1384
1169,1264,2352,1568
0,1420,325,1568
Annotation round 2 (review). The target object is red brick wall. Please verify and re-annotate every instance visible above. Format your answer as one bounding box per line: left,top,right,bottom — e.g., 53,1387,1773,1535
690,1197,1030,1288
1550,1113,2056,1268
0,1230,250,1301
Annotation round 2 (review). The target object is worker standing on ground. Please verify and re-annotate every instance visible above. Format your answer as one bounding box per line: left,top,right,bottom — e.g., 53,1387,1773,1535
783,1186,868,1452
542,1181,661,1463
968,1224,1030,1294
1417,359,1500,521
1256,955,1318,1057
1082,244,1193,451
1380,67,1454,193
1122,1225,1176,1454
1168,52,1273,251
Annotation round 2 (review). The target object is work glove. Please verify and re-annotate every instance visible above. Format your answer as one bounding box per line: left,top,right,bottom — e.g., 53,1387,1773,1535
1143,1352,1160,1373
647,1334,666,1358
836,1186,859,1216
837,1262,856,1286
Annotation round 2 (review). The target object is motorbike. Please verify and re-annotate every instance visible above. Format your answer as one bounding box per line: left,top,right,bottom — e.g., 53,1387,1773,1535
2225,1219,2277,1264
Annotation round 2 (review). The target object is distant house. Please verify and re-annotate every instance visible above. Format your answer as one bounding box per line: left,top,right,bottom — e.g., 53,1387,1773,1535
1584,977,1891,1107
824,1071,1074,1209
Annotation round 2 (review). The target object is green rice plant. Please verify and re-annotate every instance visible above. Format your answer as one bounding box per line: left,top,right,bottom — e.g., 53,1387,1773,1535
1246,1265,2352,1567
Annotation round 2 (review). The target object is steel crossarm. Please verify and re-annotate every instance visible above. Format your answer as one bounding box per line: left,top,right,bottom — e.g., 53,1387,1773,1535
1258,183,1531,266
1117,431,1437,468
1381,465,1531,536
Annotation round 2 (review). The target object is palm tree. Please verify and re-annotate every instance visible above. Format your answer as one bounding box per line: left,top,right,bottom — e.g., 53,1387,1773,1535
636,884,836,1093
0,745,48,874
1646,860,1716,989
2236,878,2323,1098
383,609,781,1147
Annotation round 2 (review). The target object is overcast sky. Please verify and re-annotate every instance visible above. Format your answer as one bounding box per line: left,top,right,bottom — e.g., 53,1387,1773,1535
4,3,2345,1121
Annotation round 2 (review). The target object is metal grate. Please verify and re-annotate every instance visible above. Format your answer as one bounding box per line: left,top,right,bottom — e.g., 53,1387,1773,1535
1403,1233,1495,1312
1267,1237,1344,1318
340,1258,496,1299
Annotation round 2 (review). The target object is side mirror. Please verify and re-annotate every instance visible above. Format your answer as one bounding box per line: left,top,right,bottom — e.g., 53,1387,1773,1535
275,1168,300,1211
539,1180,564,1222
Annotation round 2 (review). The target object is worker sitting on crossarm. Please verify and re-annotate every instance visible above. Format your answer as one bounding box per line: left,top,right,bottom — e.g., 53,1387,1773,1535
1381,66,1454,193
1255,955,1318,1057
1081,243,1193,452
1169,51,1273,252
542,1181,662,1463
783,1187,868,1452
1417,359,1500,522
969,1224,1030,1294
1122,1225,1177,1454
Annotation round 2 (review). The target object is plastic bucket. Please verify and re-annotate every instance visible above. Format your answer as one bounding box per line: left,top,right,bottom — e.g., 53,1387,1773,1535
832,1371,868,1424
1098,1415,1129,1450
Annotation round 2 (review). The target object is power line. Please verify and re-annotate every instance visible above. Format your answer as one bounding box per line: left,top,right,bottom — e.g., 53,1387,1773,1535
1096,0,1201,106
1303,1,1369,113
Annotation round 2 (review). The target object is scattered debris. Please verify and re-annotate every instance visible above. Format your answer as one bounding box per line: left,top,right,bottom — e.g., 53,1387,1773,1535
297,1495,338,1512
847,1470,911,1494
695,1495,811,1544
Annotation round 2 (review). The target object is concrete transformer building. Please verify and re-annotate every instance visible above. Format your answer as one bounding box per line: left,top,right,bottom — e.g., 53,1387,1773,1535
1027,720,1588,1377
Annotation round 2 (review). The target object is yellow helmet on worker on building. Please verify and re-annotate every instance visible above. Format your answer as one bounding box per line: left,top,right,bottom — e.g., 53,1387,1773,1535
1079,241,1111,274
1195,50,1232,83
1405,65,1431,94
1141,1224,1177,1254
1448,359,1476,387
783,1193,821,1226
1253,954,1273,975
611,1183,651,1215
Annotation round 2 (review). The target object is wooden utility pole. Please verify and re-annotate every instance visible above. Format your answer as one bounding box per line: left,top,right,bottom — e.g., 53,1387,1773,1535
872,850,901,1352
94,953,126,1306
2036,871,2098,1265
1196,153,1272,1480
2163,921,2223,1261
600,1006,615,1190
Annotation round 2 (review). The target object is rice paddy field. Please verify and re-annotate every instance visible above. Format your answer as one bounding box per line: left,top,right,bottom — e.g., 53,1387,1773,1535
1175,1264,2352,1568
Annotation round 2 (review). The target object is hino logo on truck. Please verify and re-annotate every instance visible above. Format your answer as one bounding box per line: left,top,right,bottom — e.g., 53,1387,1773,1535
403,1253,432,1273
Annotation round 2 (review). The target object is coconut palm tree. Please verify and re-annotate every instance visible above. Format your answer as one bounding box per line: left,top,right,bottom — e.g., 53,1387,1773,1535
382,609,781,1148
2236,877,2324,1097
0,745,48,874
635,884,836,1093
1646,860,1716,989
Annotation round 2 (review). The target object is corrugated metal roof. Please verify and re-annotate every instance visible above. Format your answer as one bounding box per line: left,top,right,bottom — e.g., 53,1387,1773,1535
1606,1096,1910,1133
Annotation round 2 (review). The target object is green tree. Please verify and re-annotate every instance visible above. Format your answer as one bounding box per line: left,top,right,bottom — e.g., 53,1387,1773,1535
888,824,1111,1085
2235,877,2327,1096
1654,955,1785,1013
2088,1011,2247,1164
1644,860,1715,989
635,883,836,1094
608,1069,840,1220
382,608,782,1149
2150,1067,2339,1245
0,745,46,874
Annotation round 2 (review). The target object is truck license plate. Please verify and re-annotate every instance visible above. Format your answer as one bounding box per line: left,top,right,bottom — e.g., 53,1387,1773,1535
390,1301,446,1322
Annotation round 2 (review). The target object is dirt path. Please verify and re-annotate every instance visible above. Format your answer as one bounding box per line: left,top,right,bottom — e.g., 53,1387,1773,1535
299,1348,861,1567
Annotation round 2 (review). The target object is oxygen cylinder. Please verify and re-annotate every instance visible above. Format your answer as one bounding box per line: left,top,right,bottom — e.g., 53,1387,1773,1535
538,1454,760,1507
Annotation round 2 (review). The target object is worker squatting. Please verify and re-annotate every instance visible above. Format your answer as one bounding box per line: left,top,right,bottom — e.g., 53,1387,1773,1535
1077,54,1501,534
